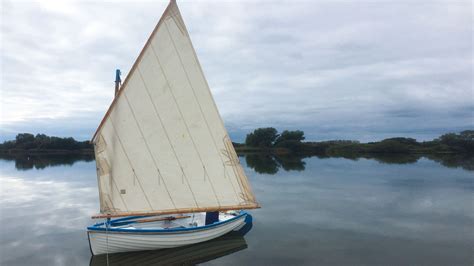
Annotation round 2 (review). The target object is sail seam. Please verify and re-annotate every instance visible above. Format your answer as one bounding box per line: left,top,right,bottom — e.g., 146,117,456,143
163,18,240,204
123,90,178,211
167,6,186,36
92,1,176,142
136,63,200,209
160,22,221,207
109,117,154,211
169,3,249,202
182,28,256,202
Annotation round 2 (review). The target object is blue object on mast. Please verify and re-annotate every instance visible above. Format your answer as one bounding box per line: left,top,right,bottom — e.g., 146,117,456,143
114,69,121,96
115,69,121,83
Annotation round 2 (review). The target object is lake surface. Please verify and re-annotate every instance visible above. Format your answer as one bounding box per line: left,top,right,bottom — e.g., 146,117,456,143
0,153,473,265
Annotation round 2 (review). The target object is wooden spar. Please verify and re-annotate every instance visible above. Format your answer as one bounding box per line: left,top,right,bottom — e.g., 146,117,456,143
91,203,261,219
135,215,191,223
91,0,175,142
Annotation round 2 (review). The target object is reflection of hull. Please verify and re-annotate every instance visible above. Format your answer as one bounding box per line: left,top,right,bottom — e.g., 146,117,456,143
88,212,247,255
89,231,247,266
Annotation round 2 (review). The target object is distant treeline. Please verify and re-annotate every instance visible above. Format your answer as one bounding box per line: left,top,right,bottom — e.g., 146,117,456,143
1,130,473,155
235,128,474,155
0,133,92,154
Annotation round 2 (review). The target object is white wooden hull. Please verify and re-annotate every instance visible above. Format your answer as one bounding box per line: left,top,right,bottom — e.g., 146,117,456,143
88,213,246,255
89,230,247,265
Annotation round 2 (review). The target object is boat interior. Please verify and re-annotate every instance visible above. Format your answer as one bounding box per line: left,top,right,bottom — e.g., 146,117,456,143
92,211,242,231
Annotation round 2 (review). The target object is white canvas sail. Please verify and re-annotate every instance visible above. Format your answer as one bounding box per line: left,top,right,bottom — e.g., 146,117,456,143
92,0,259,218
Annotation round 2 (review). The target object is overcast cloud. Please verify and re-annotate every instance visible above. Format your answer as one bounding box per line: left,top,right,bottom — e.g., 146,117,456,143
0,0,472,142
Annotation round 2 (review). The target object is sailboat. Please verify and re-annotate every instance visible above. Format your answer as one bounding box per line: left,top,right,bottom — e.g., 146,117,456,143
87,0,259,255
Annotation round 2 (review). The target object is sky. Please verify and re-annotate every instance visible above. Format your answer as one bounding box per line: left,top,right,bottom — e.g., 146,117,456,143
0,0,472,142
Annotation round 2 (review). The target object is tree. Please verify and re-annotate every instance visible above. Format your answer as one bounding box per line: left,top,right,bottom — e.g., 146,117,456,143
274,130,306,151
16,133,35,144
245,127,278,147
438,130,474,153
15,133,35,149
274,130,305,145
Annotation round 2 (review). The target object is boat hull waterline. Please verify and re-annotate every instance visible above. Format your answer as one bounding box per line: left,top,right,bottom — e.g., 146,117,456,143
87,212,247,255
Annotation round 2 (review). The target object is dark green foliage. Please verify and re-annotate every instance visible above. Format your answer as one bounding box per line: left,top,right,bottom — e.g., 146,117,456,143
275,130,305,144
245,127,278,147
245,128,306,152
436,130,474,153
16,133,35,144
239,129,474,155
0,133,92,151
368,139,413,153
274,130,306,151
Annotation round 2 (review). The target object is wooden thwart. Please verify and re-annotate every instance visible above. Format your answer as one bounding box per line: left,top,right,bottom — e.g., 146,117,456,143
92,203,261,219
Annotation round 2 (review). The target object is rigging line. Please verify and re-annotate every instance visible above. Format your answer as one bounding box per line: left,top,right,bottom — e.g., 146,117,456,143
123,90,177,210
149,39,221,208
136,66,199,209
109,118,154,210
163,20,239,203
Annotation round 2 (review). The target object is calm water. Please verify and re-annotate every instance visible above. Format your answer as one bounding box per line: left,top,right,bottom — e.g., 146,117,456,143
0,153,473,265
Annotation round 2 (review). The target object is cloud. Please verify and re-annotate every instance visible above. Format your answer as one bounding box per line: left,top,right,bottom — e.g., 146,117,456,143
1,0,472,142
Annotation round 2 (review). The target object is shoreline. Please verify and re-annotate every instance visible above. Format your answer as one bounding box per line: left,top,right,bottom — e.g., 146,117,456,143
0,147,470,156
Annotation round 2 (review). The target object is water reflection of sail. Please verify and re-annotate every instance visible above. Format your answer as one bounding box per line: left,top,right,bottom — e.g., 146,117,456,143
90,218,252,266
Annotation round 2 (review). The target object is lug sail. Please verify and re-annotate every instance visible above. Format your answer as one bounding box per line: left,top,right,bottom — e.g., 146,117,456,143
92,0,259,218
